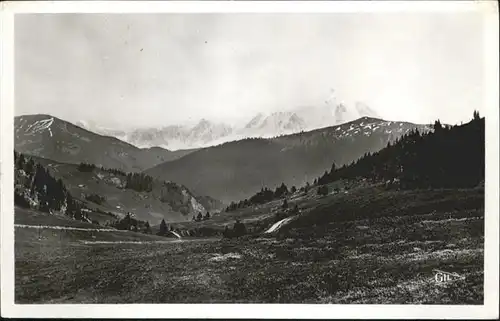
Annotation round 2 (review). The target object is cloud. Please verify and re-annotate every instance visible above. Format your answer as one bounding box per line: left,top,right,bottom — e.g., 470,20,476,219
15,12,485,128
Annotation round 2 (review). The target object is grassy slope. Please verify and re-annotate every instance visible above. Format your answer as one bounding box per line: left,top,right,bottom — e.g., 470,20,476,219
30,156,215,224
15,207,109,229
15,185,484,304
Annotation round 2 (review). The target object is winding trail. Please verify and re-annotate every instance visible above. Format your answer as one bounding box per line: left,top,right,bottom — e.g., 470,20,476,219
15,224,127,232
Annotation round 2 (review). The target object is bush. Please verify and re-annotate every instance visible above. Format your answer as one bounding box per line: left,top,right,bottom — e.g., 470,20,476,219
317,185,328,196
78,162,96,172
85,193,106,205
14,190,30,208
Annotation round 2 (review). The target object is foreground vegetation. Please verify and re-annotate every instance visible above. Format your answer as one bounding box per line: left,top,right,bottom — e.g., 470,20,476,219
16,186,484,304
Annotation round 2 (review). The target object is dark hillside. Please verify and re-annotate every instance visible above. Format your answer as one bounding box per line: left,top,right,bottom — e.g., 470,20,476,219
316,114,485,190
146,117,431,202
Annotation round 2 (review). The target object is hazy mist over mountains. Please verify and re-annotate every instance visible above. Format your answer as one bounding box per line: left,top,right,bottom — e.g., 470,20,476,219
77,98,380,150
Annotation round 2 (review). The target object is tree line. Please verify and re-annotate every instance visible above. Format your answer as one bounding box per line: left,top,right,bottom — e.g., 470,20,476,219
15,152,87,221
223,111,485,210
78,162,127,176
78,161,154,193
314,111,485,189
192,211,211,222
125,172,154,192
106,212,152,234
225,182,298,212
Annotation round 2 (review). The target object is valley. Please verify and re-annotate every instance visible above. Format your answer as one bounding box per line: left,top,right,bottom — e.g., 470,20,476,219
13,113,485,304
9,10,494,315
145,117,432,202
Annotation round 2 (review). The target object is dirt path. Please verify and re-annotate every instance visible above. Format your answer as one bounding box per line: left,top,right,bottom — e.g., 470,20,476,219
14,224,127,232
264,217,294,233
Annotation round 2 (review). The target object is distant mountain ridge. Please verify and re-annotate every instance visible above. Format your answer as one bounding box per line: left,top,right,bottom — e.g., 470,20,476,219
78,101,380,150
145,116,432,203
15,112,432,208
15,114,197,172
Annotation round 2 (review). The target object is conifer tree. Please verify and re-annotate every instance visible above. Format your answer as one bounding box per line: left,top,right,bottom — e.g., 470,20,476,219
223,225,231,238
24,158,35,177
331,161,337,173
17,153,25,170
159,219,168,235
144,221,152,234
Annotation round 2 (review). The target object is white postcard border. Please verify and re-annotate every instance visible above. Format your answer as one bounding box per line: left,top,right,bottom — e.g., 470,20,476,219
1,1,498,319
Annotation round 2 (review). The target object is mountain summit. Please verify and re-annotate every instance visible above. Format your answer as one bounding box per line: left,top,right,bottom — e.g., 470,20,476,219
77,101,380,150
14,114,194,171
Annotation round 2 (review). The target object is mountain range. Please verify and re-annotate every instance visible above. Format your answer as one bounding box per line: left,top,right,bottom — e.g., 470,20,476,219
145,117,432,202
15,114,198,172
78,102,380,150
15,112,432,204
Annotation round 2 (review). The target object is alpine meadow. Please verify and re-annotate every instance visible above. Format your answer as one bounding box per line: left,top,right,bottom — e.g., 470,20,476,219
9,10,492,309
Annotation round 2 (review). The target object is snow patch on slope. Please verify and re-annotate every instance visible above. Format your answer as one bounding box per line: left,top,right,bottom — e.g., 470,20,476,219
26,117,54,136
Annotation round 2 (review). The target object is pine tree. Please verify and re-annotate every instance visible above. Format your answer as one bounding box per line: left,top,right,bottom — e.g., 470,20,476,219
159,219,167,235
144,221,152,234
282,199,288,209
223,225,231,238
317,185,328,196
122,212,132,230
233,220,247,237
331,161,337,173
17,153,25,170
433,120,443,133
197,212,203,221
24,158,35,177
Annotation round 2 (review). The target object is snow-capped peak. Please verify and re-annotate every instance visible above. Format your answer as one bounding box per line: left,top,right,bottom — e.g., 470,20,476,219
63,92,380,150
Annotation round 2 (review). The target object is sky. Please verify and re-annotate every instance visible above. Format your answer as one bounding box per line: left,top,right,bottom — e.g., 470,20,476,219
15,12,486,129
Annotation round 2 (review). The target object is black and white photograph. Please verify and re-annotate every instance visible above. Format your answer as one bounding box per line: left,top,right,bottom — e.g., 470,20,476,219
1,1,499,319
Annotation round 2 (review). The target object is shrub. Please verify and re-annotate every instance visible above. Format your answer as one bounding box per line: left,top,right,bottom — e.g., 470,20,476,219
85,193,106,205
